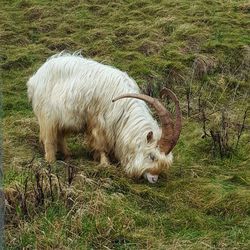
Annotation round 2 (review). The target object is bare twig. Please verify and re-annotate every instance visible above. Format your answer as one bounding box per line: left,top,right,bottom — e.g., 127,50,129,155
47,165,54,202
68,165,75,186
28,155,35,165
56,174,63,195
210,130,223,158
200,100,209,138
57,160,77,186
35,171,44,206
221,109,229,156
235,107,249,149
15,177,29,217
186,87,191,117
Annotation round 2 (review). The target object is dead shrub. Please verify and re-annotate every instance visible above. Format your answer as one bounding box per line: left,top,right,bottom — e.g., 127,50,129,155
193,54,217,79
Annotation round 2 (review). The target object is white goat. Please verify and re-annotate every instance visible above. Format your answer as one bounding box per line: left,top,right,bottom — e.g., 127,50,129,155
27,52,181,183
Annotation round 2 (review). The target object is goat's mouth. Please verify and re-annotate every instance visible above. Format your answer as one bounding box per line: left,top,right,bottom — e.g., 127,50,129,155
143,172,159,183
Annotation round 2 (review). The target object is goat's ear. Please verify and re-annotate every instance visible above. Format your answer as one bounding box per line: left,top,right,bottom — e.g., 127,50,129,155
147,131,153,143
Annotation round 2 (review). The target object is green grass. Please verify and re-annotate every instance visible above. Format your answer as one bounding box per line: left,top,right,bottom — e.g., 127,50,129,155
2,0,250,249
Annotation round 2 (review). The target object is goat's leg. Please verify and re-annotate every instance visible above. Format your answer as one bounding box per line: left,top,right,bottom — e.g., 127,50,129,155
44,124,57,163
89,127,109,165
100,151,109,165
38,118,46,151
57,130,70,160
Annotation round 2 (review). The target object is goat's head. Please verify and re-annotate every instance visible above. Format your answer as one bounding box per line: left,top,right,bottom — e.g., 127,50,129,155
113,88,182,183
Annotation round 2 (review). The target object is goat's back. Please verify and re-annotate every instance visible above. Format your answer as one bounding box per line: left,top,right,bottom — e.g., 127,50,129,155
27,53,140,130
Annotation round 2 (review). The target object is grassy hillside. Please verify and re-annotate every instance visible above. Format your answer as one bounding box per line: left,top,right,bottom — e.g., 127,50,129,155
1,0,250,249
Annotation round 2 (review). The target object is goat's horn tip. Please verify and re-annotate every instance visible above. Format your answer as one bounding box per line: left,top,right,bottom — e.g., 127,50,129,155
160,88,168,98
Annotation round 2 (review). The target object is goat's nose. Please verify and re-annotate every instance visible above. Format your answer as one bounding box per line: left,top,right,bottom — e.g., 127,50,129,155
151,175,158,183
144,173,159,183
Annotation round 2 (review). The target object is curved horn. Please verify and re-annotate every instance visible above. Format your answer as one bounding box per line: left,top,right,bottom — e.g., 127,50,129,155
112,88,181,154
159,88,182,153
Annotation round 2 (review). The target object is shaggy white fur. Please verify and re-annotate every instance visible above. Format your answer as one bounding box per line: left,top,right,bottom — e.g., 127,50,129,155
27,52,173,181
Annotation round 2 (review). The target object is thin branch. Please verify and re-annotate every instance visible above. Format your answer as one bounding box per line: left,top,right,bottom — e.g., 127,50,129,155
235,107,249,149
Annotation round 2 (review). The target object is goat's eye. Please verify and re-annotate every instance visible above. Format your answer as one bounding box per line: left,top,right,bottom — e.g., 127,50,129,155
149,153,155,161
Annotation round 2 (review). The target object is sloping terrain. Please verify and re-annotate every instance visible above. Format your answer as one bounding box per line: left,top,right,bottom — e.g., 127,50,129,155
1,0,250,249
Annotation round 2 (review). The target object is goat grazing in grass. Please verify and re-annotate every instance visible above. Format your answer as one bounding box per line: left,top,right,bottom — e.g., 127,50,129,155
27,52,181,183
